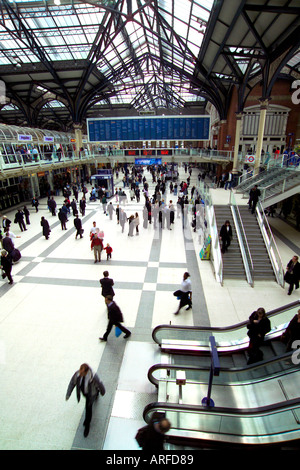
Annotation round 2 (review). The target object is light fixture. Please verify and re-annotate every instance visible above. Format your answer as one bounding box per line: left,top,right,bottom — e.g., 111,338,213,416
54,0,61,5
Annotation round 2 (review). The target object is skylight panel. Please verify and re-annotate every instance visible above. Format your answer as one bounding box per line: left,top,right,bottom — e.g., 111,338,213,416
54,14,80,28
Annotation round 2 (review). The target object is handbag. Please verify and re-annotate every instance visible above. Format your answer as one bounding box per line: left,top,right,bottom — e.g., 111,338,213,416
284,271,292,284
115,326,122,337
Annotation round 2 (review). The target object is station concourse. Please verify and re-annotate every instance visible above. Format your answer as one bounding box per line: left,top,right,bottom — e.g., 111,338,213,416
0,166,299,450
0,0,300,451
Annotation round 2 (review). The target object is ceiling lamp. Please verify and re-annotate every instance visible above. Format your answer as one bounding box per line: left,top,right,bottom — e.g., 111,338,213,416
54,0,61,5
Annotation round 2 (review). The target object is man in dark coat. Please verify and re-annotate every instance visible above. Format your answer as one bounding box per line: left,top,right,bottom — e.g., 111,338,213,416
285,255,300,295
74,214,83,239
248,185,261,214
79,197,86,216
41,216,50,239
219,220,233,254
99,296,131,341
247,307,271,364
48,197,57,216
15,209,27,232
2,232,15,254
58,208,68,230
1,249,13,284
99,271,115,299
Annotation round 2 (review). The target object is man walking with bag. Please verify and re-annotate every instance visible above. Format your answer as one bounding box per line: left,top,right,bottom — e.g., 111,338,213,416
99,295,131,341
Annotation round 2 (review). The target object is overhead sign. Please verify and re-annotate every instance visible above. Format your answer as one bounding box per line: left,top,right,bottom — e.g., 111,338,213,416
18,134,32,142
87,115,210,142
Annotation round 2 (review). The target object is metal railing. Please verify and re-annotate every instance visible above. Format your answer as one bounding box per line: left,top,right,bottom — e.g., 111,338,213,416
256,201,285,287
195,180,223,285
230,190,254,286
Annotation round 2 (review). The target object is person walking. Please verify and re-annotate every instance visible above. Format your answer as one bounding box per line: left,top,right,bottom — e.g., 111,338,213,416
101,194,107,214
116,204,120,224
99,296,131,341
104,244,113,260
107,202,115,220
32,197,39,212
134,212,140,235
23,206,30,225
248,185,261,214
79,197,86,216
40,216,51,240
74,214,83,239
58,208,68,230
99,271,115,299
15,209,27,232
219,220,232,254
48,197,57,216
119,209,127,233
1,249,13,285
173,272,192,315
65,363,105,438
284,255,300,295
91,233,103,263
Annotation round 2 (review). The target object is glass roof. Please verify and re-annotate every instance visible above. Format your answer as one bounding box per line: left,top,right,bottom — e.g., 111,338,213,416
1,0,214,111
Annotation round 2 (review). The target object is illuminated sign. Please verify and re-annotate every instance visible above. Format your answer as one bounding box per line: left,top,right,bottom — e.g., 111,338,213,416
18,134,32,142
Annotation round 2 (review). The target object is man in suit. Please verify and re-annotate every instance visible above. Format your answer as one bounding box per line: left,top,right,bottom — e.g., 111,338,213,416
99,271,115,299
248,185,261,214
74,214,83,239
219,220,233,254
99,296,131,341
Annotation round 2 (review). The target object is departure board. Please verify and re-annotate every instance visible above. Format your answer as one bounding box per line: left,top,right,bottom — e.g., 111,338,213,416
87,116,210,142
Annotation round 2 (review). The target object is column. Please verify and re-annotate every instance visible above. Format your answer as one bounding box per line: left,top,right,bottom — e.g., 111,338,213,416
254,99,269,175
73,124,83,158
232,112,243,174
30,174,39,198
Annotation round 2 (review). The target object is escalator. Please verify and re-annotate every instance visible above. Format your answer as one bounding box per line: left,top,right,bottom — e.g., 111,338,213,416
143,399,300,449
144,349,300,449
152,300,300,357
144,301,300,449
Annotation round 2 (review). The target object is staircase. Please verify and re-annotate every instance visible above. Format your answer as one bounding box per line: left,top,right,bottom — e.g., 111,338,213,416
238,206,275,281
214,205,246,280
236,168,300,208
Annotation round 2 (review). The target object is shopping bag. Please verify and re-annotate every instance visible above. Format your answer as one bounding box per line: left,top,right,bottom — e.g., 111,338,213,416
115,326,122,337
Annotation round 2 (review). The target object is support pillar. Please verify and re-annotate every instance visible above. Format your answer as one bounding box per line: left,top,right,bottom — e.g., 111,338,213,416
73,124,83,158
232,112,243,174
254,99,269,175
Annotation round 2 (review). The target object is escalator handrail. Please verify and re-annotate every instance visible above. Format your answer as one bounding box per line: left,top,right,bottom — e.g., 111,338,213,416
147,350,294,387
143,396,300,422
152,300,300,346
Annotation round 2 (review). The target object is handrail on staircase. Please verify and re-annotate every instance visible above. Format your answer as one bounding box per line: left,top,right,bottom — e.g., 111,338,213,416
196,180,223,285
230,191,254,287
237,154,300,189
256,201,285,288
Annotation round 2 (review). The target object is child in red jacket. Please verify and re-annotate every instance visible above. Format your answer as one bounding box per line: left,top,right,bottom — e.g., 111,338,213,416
104,243,113,260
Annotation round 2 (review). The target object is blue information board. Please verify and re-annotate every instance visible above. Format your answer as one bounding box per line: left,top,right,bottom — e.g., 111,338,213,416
87,116,210,142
